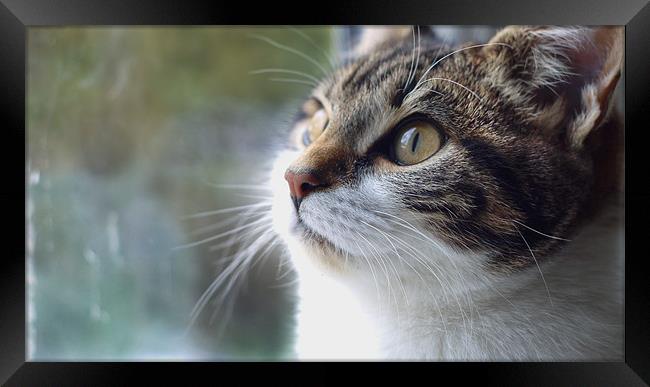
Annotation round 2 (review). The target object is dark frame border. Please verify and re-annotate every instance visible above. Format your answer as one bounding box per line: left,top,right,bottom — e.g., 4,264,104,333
1,0,649,385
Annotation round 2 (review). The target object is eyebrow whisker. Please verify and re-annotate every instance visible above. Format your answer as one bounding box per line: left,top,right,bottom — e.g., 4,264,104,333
416,77,484,104
250,34,330,77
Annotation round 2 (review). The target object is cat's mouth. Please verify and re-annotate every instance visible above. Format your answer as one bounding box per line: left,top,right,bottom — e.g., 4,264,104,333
291,216,341,253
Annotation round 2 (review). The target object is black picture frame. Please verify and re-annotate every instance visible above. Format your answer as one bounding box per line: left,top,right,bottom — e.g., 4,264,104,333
1,0,649,385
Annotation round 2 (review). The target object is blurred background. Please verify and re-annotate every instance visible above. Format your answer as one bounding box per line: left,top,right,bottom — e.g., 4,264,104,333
27,27,340,360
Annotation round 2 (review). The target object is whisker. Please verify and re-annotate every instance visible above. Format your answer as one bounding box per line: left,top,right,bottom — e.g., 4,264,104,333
286,26,338,70
357,231,396,304
384,225,453,304
269,277,300,289
378,226,452,335
202,182,272,191
359,220,410,305
187,229,276,332
512,219,570,241
268,78,318,88
275,257,296,282
403,26,421,91
174,218,273,249
250,34,330,76
370,209,474,331
189,211,262,236
353,236,381,301
215,235,277,308
417,77,484,103
183,202,271,220
515,227,554,307
186,254,245,330
208,221,272,251
250,68,321,84
239,194,271,200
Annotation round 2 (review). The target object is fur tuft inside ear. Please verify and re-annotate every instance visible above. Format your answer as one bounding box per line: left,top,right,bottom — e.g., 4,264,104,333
485,26,623,148
566,27,623,147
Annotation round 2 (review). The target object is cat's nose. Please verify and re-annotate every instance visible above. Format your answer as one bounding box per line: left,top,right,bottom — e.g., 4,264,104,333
284,170,324,211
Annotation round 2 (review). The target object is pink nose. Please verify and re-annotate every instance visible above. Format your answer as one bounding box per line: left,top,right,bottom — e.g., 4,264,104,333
284,170,323,211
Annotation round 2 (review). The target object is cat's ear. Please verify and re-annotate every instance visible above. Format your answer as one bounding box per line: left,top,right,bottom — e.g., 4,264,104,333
353,26,426,57
484,26,623,148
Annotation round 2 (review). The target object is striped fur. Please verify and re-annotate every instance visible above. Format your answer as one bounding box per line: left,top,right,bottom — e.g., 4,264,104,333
270,26,624,359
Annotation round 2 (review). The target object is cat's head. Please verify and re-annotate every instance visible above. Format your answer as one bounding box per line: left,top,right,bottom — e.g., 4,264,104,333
269,26,623,284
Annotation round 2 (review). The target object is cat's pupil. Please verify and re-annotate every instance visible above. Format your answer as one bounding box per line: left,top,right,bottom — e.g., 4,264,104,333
411,131,420,153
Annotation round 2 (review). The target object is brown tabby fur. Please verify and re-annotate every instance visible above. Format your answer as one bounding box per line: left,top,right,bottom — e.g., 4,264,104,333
285,26,623,273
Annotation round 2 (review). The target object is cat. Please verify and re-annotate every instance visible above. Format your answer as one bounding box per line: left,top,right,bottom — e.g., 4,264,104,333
266,25,624,360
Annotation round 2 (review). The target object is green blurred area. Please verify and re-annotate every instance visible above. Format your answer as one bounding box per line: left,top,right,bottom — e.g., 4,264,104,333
27,27,335,360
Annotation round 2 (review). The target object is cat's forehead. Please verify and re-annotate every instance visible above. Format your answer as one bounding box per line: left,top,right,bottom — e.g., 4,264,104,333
312,43,479,152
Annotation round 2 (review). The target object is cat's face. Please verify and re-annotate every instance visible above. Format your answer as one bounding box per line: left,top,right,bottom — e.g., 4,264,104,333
270,26,622,282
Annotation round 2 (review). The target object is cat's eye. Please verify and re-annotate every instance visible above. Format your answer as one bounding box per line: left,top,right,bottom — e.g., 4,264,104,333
302,108,329,146
391,121,443,165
